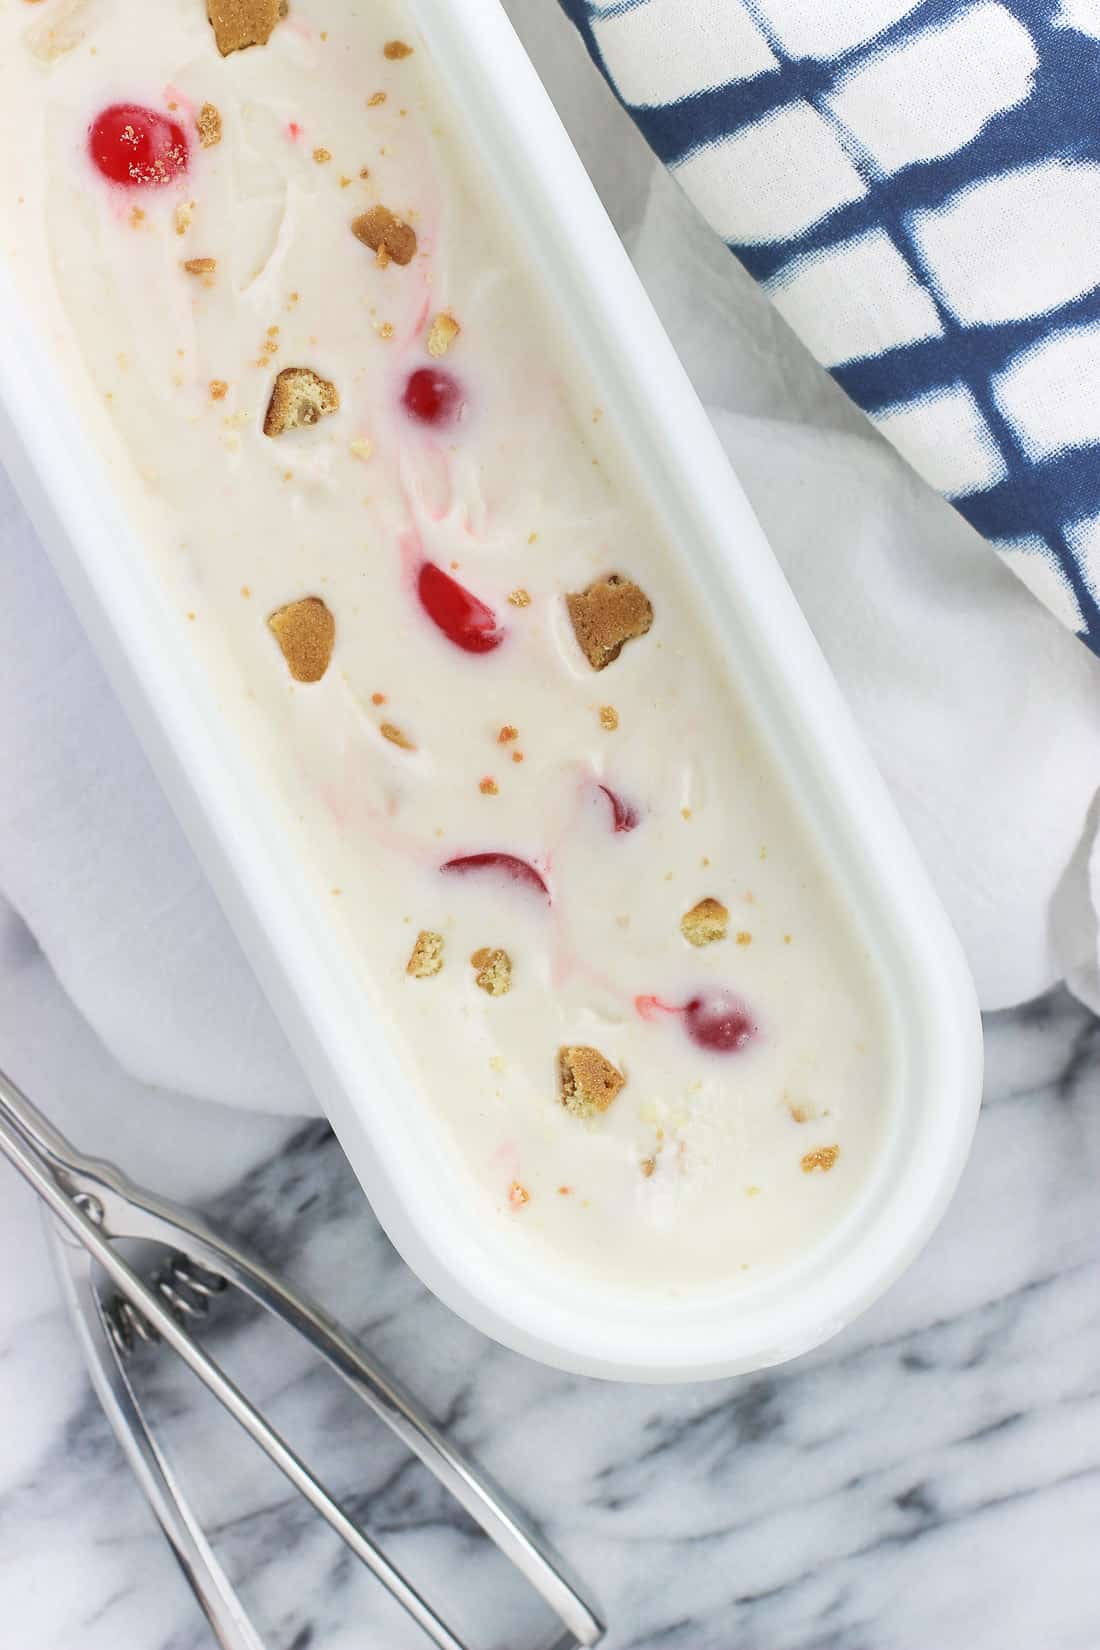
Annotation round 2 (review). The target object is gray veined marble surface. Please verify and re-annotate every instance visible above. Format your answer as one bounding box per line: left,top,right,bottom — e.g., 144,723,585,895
0,881,1098,1650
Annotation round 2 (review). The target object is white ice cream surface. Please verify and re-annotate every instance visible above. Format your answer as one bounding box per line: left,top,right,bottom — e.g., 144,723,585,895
0,0,895,1297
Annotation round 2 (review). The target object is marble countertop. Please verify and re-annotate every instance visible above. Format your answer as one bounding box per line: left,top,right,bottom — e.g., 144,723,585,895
1,894,1098,1650
1,4,1098,1647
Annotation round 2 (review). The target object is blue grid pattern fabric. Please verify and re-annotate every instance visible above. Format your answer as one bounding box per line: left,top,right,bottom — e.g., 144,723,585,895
559,0,1100,653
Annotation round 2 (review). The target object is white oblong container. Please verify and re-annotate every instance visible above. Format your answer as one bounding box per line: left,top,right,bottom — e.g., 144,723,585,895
0,0,982,1381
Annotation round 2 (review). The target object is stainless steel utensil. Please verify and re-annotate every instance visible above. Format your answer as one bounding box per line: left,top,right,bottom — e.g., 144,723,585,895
0,1064,603,1650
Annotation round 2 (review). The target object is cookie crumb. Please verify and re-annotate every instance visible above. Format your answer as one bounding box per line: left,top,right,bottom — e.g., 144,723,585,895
209,379,229,400
312,145,332,163
470,947,512,996
196,102,222,147
380,722,415,751
680,897,729,948
640,1156,657,1179
599,705,618,731
801,1145,840,1174
736,931,752,946
263,366,339,436
206,0,286,56
384,38,413,58
371,691,386,705
497,725,519,744
566,574,653,670
426,310,460,358
267,596,335,682
182,256,216,276
174,201,193,236
349,437,373,461
559,1046,625,1118
351,205,417,265
512,750,525,763
406,929,444,978
507,588,531,608
508,1180,530,1209
479,776,499,796
788,1102,813,1124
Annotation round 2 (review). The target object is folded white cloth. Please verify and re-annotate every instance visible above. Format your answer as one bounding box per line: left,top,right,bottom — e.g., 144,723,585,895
1,26,1098,1119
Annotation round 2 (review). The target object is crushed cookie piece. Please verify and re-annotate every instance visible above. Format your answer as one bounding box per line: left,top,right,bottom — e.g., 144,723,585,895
507,588,531,608
384,38,413,58
566,574,653,670
129,206,145,227
196,103,222,147
680,897,729,948
736,931,752,946
378,321,395,339
801,1145,840,1174
512,750,525,764
182,256,216,276
406,929,444,979
350,205,417,265
267,596,335,682
209,379,229,400
312,146,331,163
380,722,415,751
599,705,619,731
640,1156,657,1179
367,90,387,106
788,1102,813,1125
470,947,513,997
263,367,339,436
559,1046,625,1119
508,1181,530,1209
497,725,519,744
349,437,373,462
371,691,386,705
174,201,193,236
206,0,286,56
426,310,460,358
479,776,499,796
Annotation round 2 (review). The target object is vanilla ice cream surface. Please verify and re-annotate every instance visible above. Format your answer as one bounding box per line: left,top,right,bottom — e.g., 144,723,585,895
0,0,898,1297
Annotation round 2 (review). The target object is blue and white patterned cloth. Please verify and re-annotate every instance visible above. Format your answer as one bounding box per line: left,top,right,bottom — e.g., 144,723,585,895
559,0,1100,655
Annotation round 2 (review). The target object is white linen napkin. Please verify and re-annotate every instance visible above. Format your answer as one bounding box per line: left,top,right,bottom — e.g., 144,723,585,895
1,9,1098,1118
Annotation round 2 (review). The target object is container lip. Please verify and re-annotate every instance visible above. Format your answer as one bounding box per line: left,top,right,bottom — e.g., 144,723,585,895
0,0,983,1382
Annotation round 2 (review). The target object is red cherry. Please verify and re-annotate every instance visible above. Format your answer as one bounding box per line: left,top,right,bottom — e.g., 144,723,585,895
88,103,189,188
418,563,503,654
441,853,550,901
683,992,756,1054
597,784,639,834
403,368,465,428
